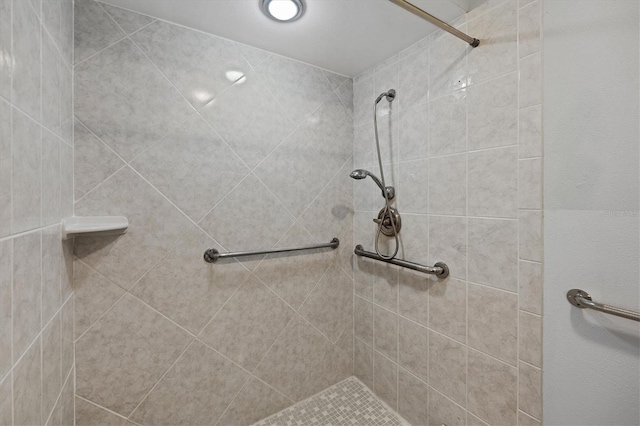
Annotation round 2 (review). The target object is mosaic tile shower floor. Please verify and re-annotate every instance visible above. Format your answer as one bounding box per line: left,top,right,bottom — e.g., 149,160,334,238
253,377,409,426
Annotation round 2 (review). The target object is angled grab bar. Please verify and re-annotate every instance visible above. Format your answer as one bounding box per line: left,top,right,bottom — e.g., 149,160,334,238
204,238,339,263
354,245,449,278
567,289,640,322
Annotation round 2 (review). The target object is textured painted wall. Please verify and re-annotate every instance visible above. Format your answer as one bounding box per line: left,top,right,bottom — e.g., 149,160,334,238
543,1,639,424
352,1,543,425
0,0,75,424
72,1,354,424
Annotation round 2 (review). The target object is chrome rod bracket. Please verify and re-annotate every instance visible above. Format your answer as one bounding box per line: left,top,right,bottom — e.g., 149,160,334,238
567,289,592,308
567,288,640,322
204,238,340,264
354,245,449,278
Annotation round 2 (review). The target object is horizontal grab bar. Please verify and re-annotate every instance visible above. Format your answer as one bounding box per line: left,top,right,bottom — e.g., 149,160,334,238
567,289,640,322
204,238,340,263
354,245,449,278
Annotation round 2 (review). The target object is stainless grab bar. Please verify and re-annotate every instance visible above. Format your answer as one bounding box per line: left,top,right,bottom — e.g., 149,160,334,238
204,238,339,263
567,289,640,322
354,245,449,278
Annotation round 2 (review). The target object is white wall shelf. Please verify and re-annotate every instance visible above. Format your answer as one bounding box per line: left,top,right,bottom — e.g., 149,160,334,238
62,216,129,240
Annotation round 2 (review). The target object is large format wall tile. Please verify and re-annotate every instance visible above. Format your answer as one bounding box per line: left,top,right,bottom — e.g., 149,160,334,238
42,32,61,137
73,260,125,338
75,38,193,161
12,231,41,361
218,378,293,426
12,0,41,120
74,119,124,200
467,349,517,426
429,91,467,157
468,283,518,365
13,337,42,426
41,226,62,326
0,100,10,238
255,315,352,402
373,351,398,410
42,313,61,422
252,224,333,308
100,3,154,35
198,275,294,371
0,373,11,425
131,226,252,334
468,147,518,218
397,368,429,425
0,0,10,100
468,72,518,151
299,264,353,343
399,103,429,161
131,115,249,221
468,1,517,84
199,174,295,254
398,318,428,381
257,55,334,126
429,20,468,98
429,387,466,426
255,96,353,218
129,341,249,425
75,397,128,426
0,240,10,380
298,167,353,245
41,131,61,227
200,70,295,169
75,167,192,289
74,0,125,63
468,218,518,291
132,21,250,109
76,294,191,416
11,108,41,233
429,331,467,406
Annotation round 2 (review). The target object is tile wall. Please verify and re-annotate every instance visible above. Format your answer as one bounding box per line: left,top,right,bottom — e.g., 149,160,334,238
72,1,354,424
0,0,75,424
352,1,543,425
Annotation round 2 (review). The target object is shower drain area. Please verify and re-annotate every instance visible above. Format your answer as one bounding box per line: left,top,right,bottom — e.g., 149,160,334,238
253,377,409,426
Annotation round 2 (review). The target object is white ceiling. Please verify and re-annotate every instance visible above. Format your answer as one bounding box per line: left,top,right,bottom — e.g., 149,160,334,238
98,0,485,76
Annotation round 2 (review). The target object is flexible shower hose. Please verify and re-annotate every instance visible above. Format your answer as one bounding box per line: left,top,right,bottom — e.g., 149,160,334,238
372,99,399,260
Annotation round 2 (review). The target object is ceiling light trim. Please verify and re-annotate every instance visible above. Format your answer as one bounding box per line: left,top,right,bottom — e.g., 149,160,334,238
261,0,305,23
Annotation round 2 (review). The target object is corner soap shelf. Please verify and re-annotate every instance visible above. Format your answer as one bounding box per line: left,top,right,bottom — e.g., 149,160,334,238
61,216,129,240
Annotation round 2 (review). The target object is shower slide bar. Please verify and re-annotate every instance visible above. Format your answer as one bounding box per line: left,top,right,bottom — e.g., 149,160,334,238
567,289,640,322
203,238,340,263
354,245,449,278
388,0,480,47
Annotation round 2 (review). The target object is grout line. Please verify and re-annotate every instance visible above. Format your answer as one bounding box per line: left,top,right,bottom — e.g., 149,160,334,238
193,274,250,339
75,395,129,422
125,338,197,420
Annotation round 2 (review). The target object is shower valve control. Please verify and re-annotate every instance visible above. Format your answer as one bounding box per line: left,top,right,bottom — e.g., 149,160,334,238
374,207,402,237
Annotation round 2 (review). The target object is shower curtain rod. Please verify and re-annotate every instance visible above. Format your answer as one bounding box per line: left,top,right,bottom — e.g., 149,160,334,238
388,0,480,47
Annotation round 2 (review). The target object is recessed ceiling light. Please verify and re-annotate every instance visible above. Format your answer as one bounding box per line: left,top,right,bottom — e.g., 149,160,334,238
261,0,304,22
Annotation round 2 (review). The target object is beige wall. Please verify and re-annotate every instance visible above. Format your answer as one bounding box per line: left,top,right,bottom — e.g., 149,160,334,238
0,0,75,424
352,1,543,425
72,1,354,424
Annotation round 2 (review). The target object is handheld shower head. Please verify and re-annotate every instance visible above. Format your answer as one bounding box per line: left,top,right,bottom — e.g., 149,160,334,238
375,89,396,104
350,169,367,180
350,169,395,200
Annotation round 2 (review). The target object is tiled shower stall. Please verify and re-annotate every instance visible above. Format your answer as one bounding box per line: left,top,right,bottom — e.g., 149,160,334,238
0,0,543,424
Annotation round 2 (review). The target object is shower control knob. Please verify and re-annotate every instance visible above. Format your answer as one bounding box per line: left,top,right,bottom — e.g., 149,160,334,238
374,207,402,237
